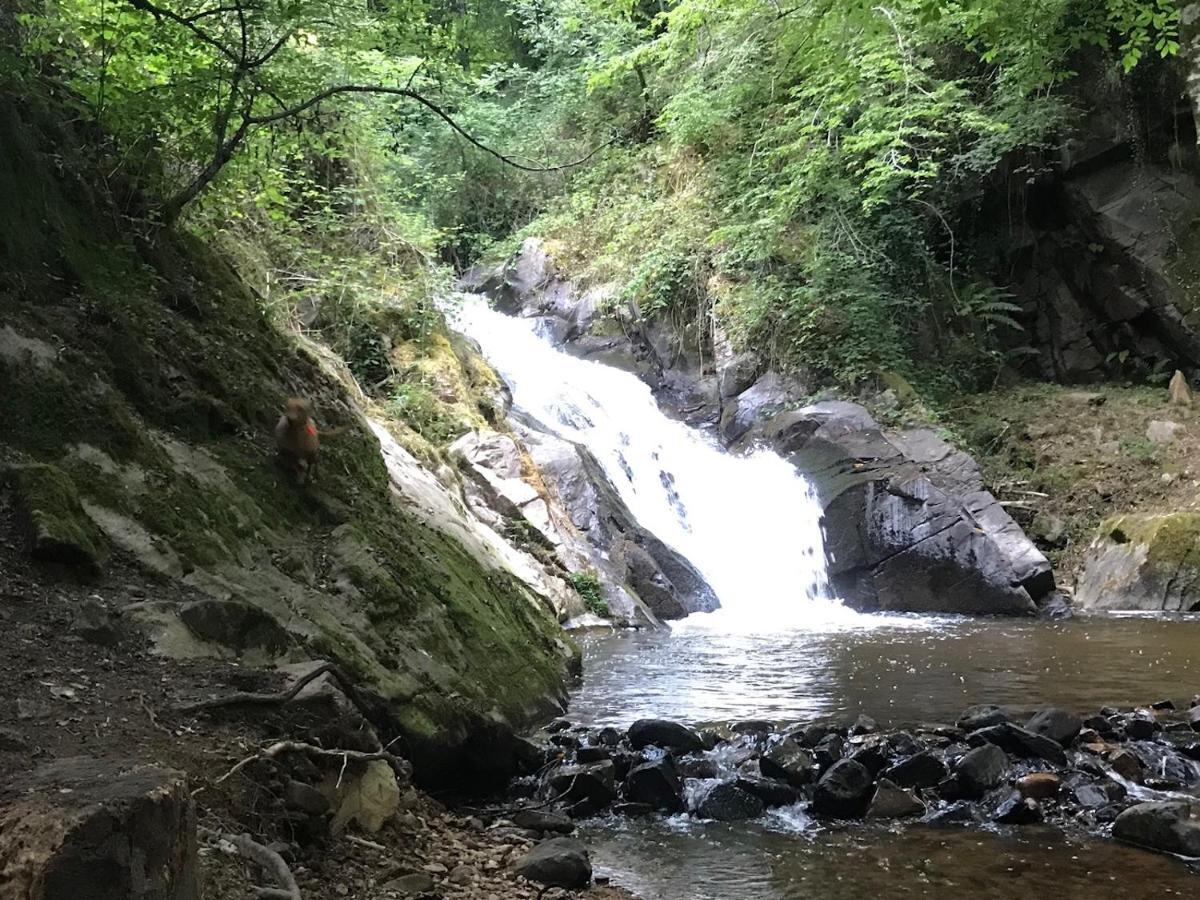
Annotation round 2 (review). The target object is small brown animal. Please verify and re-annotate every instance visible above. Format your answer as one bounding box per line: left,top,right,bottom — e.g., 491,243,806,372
1169,370,1193,408
275,397,320,484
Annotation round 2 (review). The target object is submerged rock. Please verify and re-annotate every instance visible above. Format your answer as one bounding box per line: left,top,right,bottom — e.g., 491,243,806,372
967,723,1067,765
812,759,874,819
513,837,592,889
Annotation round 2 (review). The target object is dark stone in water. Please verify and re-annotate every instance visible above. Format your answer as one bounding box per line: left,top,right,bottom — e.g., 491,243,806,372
1112,801,1200,857
967,724,1066,766
677,758,721,780
550,734,581,750
731,720,774,736
512,809,575,834
760,738,816,787
992,791,1043,825
797,722,839,748
814,734,846,770
1188,706,1200,733
851,714,879,736
849,741,889,777
576,746,611,764
548,720,572,733
597,727,622,746
866,778,924,819
695,782,766,821
698,730,723,751
548,761,616,810
513,837,592,889
628,719,703,753
1151,699,1176,711
925,801,978,827
736,776,801,808
609,751,638,781
1083,714,1117,736
1025,708,1082,747
1109,748,1144,782
883,752,947,789
958,705,1008,731
812,759,874,819
1123,709,1159,740
625,759,684,813
612,802,655,817
954,744,1008,799
887,731,922,758
1073,783,1109,809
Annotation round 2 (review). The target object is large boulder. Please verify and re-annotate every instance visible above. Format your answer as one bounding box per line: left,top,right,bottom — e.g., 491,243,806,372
1112,801,1200,857
1076,514,1200,611
624,759,684,812
694,782,765,821
0,758,199,900
753,401,1052,615
513,837,592,889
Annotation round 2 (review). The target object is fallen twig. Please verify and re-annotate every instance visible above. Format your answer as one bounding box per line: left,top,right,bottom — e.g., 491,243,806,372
198,826,301,900
344,834,387,852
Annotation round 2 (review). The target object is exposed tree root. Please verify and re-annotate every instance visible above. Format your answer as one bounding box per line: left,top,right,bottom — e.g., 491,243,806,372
199,825,302,900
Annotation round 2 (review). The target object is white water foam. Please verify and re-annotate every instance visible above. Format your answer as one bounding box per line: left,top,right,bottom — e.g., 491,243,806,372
451,294,864,631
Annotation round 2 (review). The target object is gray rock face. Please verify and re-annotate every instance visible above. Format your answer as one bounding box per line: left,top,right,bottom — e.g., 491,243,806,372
967,724,1067,766
866,778,925,819
0,758,199,900
1076,514,1200,612
757,401,1053,615
513,837,592,889
1112,801,1200,857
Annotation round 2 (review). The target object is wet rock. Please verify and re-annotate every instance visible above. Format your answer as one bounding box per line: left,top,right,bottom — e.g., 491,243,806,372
992,791,1043,825
550,733,581,750
1073,783,1110,808
731,720,774,736
1016,772,1061,800
513,837,592,889
678,758,721,780
547,761,617,811
967,724,1067,765
866,778,925,819
597,726,622,746
1112,801,1200,857
1189,707,1200,732
812,759,874,819
612,802,655,817
1025,708,1082,746
1109,749,1144,782
511,809,575,834
736,776,801,808
625,759,684,813
383,873,435,895
954,745,1008,798
851,714,879,736
760,738,816,787
627,719,703,752
813,733,846,769
1123,708,1160,740
1083,714,1117,736
849,741,889,776
576,746,611,763
695,782,766,821
925,801,978,827
0,757,198,900
957,705,1008,731
882,752,947,789
1151,699,1176,711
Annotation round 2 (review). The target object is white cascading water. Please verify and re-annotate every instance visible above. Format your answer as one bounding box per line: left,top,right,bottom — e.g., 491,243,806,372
452,294,859,630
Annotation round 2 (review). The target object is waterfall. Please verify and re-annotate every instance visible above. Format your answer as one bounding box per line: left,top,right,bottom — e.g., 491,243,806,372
452,294,854,630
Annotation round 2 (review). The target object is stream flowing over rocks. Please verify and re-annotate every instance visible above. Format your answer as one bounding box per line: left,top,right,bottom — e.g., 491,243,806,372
463,239,1055,617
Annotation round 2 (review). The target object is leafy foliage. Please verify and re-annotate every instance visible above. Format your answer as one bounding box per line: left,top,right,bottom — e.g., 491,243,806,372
568,569,609,617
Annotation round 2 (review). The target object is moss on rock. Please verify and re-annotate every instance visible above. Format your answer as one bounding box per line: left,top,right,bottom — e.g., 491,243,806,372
1077,512,1200,611
5,463,109,574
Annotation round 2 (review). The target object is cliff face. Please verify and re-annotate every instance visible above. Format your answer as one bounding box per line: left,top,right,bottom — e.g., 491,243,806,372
0,77,575,784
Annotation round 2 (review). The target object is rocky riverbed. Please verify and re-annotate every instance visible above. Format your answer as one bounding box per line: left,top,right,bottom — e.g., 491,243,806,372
502,702,1200,866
